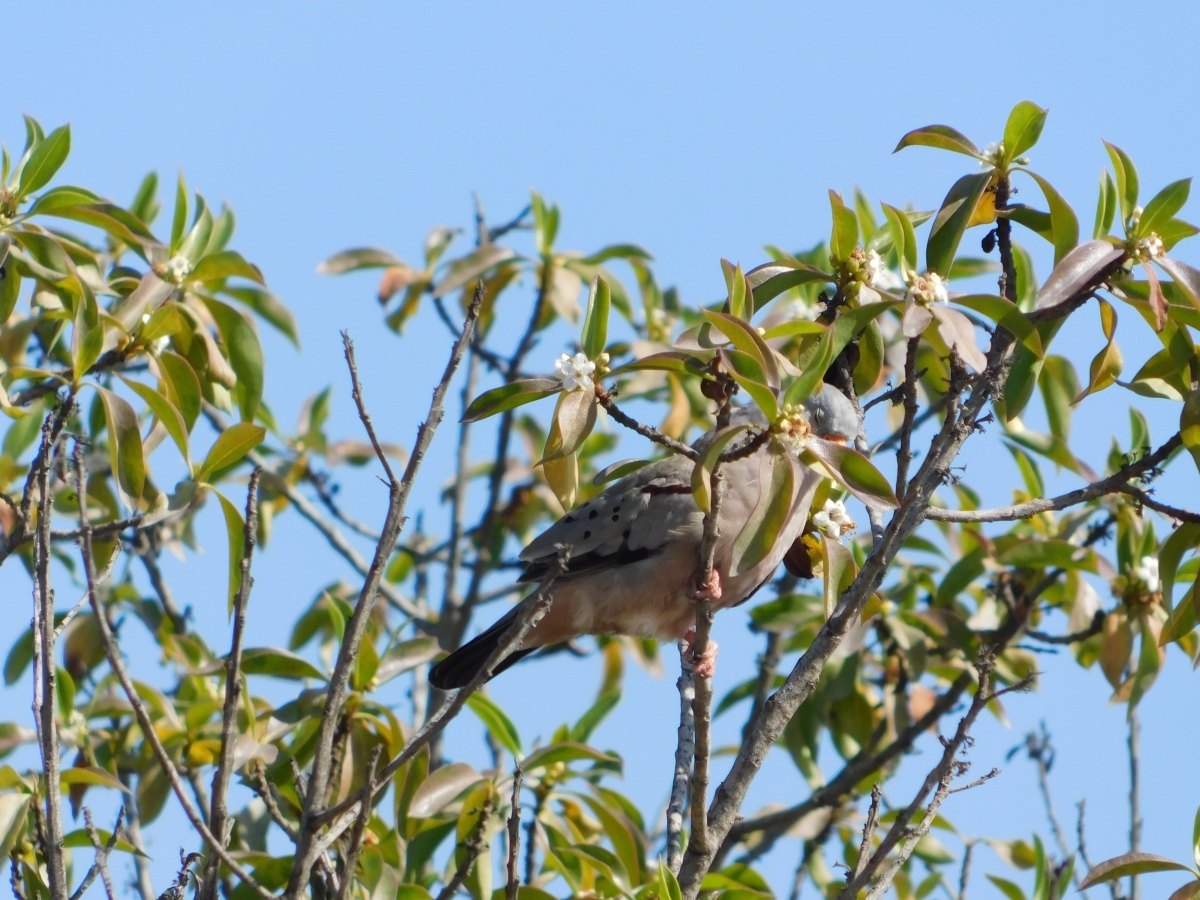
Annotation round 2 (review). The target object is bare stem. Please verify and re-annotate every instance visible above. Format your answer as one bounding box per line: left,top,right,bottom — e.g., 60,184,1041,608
32,417,66,900
334,747,380,900
200,468,261,900
895,337,920,497
596,387,699,461
69,806,123,900
286,296,482,896
436,792,494,900
1129,706,1141,900
506,765,524,900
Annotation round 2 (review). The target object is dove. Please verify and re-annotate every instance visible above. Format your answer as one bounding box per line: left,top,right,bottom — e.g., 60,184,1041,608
428,386,862,690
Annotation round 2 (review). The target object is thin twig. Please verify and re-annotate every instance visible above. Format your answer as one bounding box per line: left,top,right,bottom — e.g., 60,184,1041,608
53,548,119,640
439,350,478,649
895,337,920,497
75,807,122,900
1120,485,1200,524
596,387,699,461
923,435,1182,523
1129,705,1141,900
253,760,297,840
33,417,67,900
285,296,483,895
666,643,696,874
506,765,523,900
850,785,882,884
958,839,975,900
200,468,261,900
436,792,494,900
73,446,274,900
309,550,569,831
335,746,380,900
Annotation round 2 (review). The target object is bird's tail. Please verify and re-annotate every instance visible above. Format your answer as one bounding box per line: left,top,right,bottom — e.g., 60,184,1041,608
428,609,536,690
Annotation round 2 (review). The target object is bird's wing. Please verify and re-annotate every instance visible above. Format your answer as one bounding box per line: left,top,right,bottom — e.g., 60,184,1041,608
518,454,701,581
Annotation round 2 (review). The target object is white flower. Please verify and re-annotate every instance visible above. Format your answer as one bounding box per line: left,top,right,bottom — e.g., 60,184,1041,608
554,352,596,393
165,255,192,282
812,498,856,541
1132,555,1160,593
779,297,820,322
905,271,949,307
981,141,1005,168
866,250,904,291
1136,233,1164,260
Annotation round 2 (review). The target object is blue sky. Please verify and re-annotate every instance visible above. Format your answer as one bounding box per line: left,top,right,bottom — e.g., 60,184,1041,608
3,2,1200,897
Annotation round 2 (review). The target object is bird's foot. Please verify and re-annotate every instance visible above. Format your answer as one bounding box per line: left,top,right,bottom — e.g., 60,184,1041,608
683,628,719,679
688,568,723,603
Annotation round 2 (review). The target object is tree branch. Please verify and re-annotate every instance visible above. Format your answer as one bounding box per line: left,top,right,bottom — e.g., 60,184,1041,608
286,293,482,896
73,446,274,900
596,387,699,461
200,469,261,900
505,765,523,900
923,435,1182,523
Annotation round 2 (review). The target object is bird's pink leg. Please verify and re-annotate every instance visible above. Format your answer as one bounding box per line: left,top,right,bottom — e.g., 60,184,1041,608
688,568,723,603
684,628,719,679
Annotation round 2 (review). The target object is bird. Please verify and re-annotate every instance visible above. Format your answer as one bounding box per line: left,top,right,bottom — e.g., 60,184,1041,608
428,385,862,690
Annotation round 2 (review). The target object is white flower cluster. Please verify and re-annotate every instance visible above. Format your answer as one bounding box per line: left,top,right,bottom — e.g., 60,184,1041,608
906,271,949,307
165,255,192,282
1132,555,1160,593
981,141,1005,169
554,352,596,392
813,498,855,541
866,250,903,291
1136,233,1164,261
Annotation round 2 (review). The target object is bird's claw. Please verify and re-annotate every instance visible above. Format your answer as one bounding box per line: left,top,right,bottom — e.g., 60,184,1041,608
683,628,719,679
688,569,723,603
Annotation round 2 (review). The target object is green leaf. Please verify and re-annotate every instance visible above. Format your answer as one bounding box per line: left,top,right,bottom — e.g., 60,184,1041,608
1104,141,1140,228
580,275,610,360
158,351,202,432
1002,101,1048,163
374,638,440,686
216,490,246,612
731,448,797,576
784,301,897,408
894,125,983,159
722,350,778,421
570,692,620,743
408,762,482,818
760,320,826,341
59,766,129,794
462,378,560,423
540,390,597,463
18,125,70,197
119,376,190,470
222,286,299,347
953,294,1041,357
821,534,856,618
198,422,266,482
593,458,652,487
691,424,749,512
434,244,516,298
1182,387,1200,479
1073,299,1123,402
1023,171,1079,265
721,259,749,319
987,875,1029,900
316,247,406,274
744,262,833,308
465,693,522,757
926,172,992,275
62,828,142,857
522,742,618,772
1139,178,1192,239
140,303,184,342
95,387,145,511
1160,523,1200,610
0,250,20,326
608,351,709,379
170,172,188,253
1079,852,1193,890
577,243,652,265
882,202,918,279
828,190,859,263
203,298,264,422
703,310,779,389
804,437,898,510
238,647,326,681
190,250,265,285
1037,356,1078,443
1095,169,1118,239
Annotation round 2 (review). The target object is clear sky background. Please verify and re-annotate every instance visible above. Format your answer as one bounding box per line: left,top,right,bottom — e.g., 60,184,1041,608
2,2,1200,898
